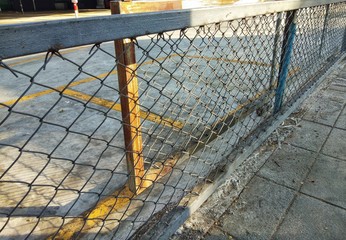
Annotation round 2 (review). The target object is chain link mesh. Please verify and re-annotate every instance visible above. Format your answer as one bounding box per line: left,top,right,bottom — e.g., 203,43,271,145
284,2,346,103
0,2,345,239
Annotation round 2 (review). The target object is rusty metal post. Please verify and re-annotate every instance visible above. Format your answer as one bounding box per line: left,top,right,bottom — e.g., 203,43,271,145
111,1,145,194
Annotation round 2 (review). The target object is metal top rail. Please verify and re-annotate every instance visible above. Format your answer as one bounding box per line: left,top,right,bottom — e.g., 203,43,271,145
0,0,344,59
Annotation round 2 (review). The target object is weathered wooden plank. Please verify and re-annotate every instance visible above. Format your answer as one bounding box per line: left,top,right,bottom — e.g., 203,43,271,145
118,0,182,14
112,0,182,193
112,2,145,194
114,38,145,194
0,0,343,59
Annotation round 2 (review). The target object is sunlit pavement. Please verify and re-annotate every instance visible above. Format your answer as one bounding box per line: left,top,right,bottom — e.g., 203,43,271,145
175,57,346,240
0,0,267,25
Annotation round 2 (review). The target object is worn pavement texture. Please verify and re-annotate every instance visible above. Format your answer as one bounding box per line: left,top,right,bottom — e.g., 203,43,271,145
173,59,346,240
0,9,111,25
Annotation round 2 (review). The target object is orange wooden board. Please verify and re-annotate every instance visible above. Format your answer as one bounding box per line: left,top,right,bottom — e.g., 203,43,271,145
116,1,182,14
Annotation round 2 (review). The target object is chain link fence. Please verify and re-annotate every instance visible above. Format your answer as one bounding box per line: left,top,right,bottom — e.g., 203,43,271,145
284,3,346,103
1,1,346,239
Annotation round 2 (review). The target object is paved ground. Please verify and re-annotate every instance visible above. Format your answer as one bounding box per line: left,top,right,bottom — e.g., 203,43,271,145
0,15,272,239
0,9,111,25
0,0,264,25
174,58,346,239
0,3,343,239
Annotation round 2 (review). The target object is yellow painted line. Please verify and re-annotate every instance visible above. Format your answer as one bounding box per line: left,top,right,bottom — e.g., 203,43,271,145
1,88,63,107
4,45,177,69
62,88,184,129
50,80,273,239
1,54,181,109
46,57,300,239
48,158,178,239
1,50,298,129
214,66,301,126
4,55,46,68
186,55,301,75
0,54,179,108
0,82,183,129
287,67,300,76
4,46,91,68
1,54,184,129
214,88,271,127
0,71,117,108
185,55,272,67
1,52,299,111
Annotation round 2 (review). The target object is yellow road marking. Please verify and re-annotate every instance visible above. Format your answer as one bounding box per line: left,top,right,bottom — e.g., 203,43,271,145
51,84,273,239
287,67,300,77
185,55,272,67
0,71,117,108
3,45,91,68
186,55,301,75
215,66,301,125
49,158,178,239
1,73,183,129
1,88,62,107
63,88,183,129
50,73,283,239
2,43,306,239
46,57,301,239
1,54,181,109
1,51,299,129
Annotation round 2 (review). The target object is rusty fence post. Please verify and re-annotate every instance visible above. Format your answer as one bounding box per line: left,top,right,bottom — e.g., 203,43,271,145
110,0,182,193
111,1,145,194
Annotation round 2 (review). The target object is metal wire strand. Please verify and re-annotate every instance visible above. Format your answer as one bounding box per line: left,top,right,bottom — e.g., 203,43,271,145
0,2,345,239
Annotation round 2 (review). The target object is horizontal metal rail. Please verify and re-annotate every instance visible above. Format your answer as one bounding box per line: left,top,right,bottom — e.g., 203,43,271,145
0,0,344,59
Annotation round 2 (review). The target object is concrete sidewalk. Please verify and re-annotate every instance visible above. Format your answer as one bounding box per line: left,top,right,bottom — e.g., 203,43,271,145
174,58,346,240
